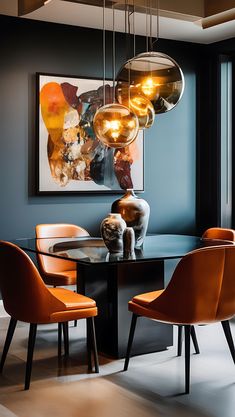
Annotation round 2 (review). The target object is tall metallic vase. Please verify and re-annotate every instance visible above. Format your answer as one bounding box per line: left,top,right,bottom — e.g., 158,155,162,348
111,189,150,247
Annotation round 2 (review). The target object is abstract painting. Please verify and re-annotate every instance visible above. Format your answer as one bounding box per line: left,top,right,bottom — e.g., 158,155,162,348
37,73,144,194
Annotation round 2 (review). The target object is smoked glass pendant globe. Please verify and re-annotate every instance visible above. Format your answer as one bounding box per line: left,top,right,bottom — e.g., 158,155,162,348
116,88,155,129
93,103,139,148
116,51,185,114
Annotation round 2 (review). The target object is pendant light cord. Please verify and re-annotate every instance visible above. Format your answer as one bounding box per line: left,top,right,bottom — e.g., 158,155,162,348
149,0,153,51
133,0,136,56
112,4,116,102
151,0,159,50
103,0,106,105
145,0,148,51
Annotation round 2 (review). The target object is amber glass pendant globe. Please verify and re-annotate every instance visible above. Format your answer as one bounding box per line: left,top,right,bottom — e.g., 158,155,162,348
116,88,155,129
116,51,185,114
93,103,139,148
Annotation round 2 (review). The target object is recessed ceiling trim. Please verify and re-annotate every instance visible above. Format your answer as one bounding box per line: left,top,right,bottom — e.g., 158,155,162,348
18,0,45,16
204,0,235,17
202,8,235,29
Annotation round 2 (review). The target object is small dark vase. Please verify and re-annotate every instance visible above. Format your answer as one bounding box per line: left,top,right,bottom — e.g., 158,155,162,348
111,189,150,247
100,213,126,253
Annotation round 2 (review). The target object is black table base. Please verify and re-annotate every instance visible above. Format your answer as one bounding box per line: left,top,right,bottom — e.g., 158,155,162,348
77,260,173,358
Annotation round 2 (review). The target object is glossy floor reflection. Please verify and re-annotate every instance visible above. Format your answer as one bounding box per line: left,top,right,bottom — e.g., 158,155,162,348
0,307,235,417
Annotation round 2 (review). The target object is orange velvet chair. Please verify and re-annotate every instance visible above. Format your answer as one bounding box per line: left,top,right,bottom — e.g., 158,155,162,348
0,241,99,390
202,227,235,241
124,245,235,393
35,223,90,287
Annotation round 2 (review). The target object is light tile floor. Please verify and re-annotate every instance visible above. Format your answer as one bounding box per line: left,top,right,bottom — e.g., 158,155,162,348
0,310,235,417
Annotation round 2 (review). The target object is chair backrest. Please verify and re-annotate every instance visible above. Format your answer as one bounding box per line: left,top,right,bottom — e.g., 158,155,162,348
35,223,90,274
0,241,64,323
202,227,235,241
150,245,235,324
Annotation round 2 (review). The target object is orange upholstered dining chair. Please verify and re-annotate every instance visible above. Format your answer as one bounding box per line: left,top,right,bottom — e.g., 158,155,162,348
124,245,235,394
202,227,235,241
177,227,235,357
35,223,90,287
0,241,99,390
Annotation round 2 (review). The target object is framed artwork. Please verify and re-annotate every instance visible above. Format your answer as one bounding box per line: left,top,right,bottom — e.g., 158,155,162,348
36,73,144,194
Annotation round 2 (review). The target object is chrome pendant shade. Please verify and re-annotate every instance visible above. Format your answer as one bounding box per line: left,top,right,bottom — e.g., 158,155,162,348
116,51,185,114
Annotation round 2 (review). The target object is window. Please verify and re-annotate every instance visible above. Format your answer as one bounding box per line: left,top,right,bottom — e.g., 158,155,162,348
220,60,232,227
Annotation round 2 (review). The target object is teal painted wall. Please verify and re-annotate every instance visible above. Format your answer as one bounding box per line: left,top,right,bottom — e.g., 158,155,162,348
0,15,197,240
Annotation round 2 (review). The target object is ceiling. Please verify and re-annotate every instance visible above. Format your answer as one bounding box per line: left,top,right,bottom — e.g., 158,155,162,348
1,0,235,44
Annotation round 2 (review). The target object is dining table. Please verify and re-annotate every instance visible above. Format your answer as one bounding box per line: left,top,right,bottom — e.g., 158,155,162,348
11,234,234,358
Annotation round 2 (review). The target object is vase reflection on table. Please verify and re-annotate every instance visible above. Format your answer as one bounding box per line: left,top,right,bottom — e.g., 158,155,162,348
111,189,150,248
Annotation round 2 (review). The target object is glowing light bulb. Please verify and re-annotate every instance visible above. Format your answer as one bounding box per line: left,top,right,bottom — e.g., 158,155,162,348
109,120,120,131
93,103,139,148
140,77,158,100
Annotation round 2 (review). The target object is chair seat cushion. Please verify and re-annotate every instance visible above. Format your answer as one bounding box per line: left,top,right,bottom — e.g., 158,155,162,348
129,300,178,323
132,289,164,307
48,288,98,322
43,270,77,286
50,306,98,322
49,288,96,310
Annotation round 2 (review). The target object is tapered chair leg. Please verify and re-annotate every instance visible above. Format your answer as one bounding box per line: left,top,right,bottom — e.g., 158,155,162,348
124,314,138,371
86,318,92,371
58,322,62,358
62,322,69,356
221,320,235,364
184,325,191,394
191,326,200,354
89,317,99,373
25,323,37,390
0,317,17,372
177,325,183,356
178,325,200,356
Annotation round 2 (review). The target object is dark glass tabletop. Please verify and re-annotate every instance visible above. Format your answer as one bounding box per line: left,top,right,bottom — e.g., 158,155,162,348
11,234,234,265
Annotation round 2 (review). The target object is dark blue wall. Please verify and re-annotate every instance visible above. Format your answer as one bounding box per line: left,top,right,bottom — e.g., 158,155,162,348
0,15,198,240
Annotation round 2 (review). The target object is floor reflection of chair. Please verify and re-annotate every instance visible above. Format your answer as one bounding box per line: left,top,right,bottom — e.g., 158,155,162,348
124,245,235,393
0,241,99,390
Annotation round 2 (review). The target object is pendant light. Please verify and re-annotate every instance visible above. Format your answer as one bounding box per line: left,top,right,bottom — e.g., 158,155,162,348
116,2,155,130
116,0,185,115
93,1,139,149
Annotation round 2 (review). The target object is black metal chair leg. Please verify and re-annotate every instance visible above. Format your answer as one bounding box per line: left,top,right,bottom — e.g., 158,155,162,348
62,322,69,356
184,325,191,394
191,326,200,354
58,322,62,358
88,317,99,373
25,323,37,390
0,317,17,372
221,320,235,364
177,325,183,356
86,318,92,371
178,325,200,356
124,314,138,371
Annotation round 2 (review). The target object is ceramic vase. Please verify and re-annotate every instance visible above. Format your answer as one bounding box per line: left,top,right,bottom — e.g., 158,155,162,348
111,189,150,247
100,213,126,253
123,227,136,259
